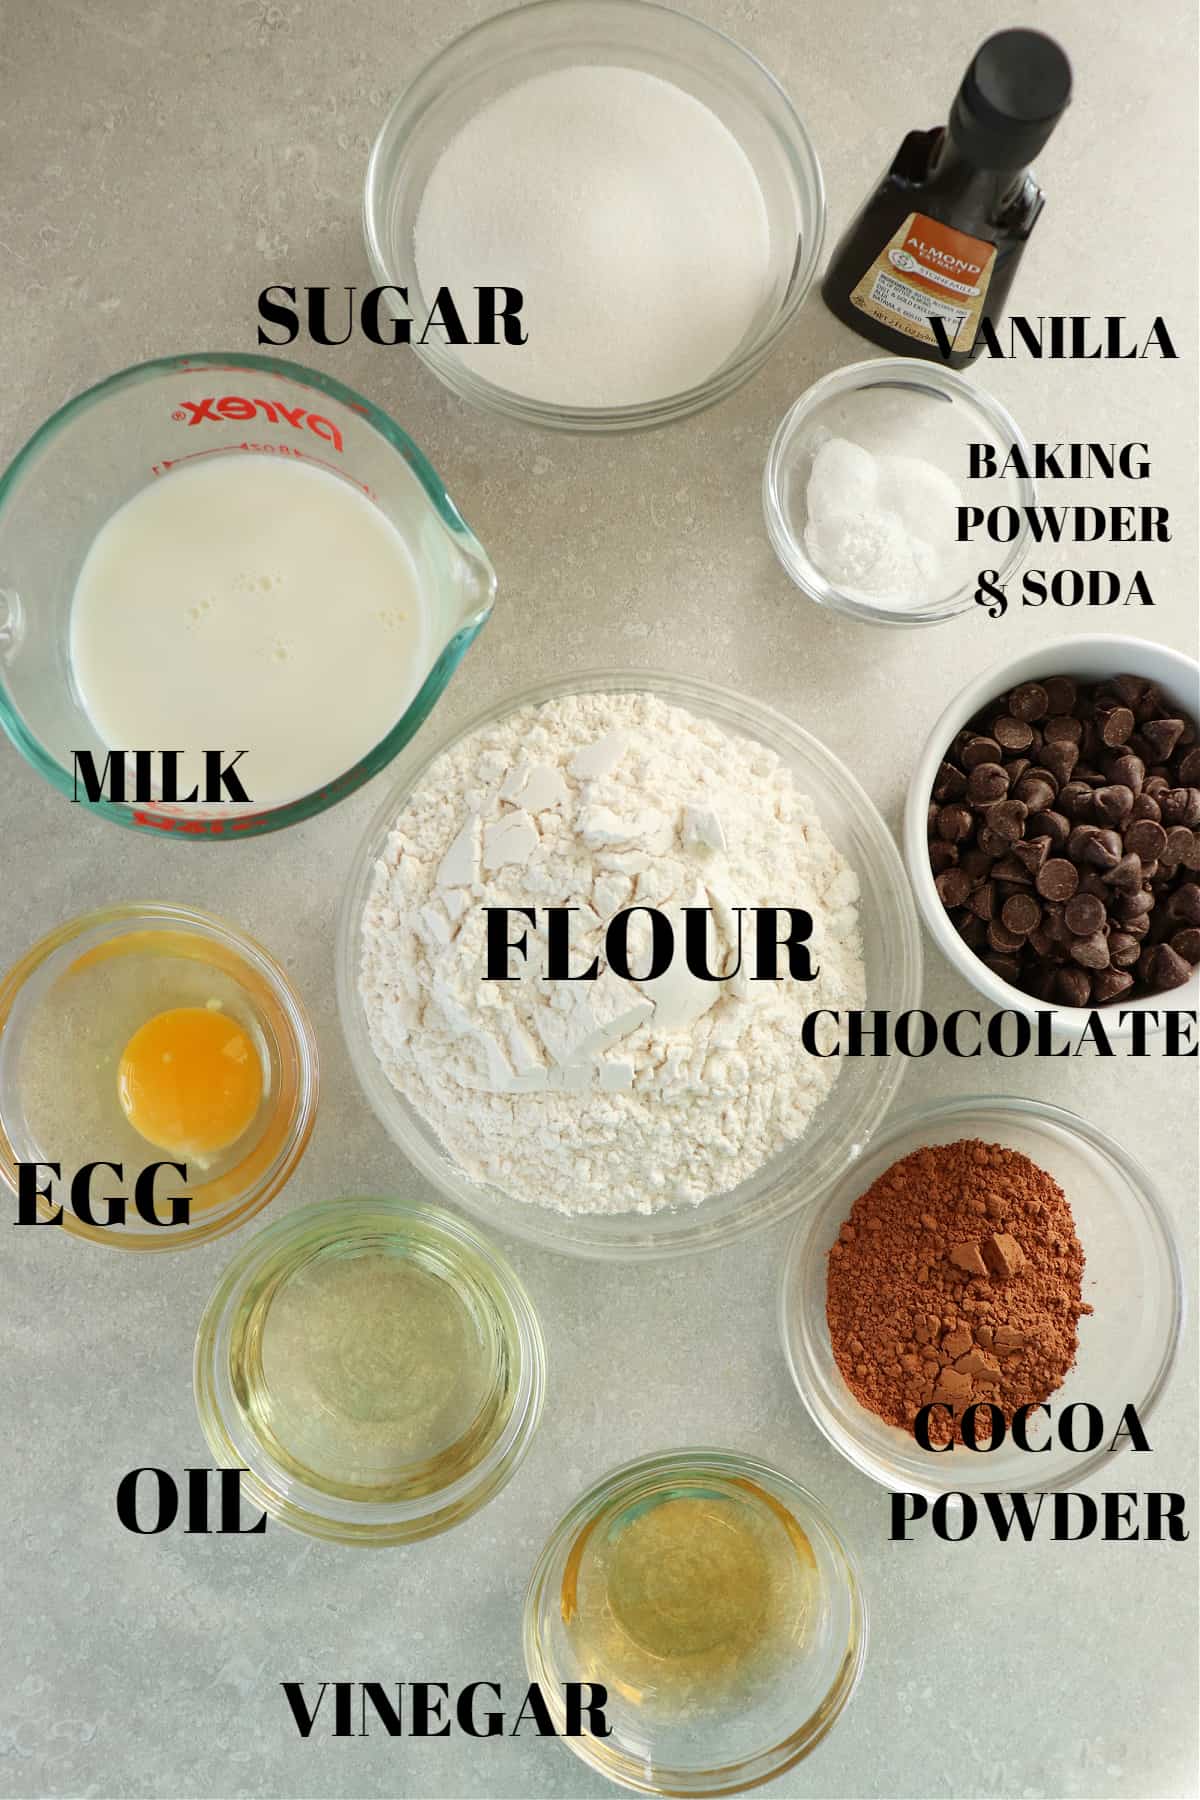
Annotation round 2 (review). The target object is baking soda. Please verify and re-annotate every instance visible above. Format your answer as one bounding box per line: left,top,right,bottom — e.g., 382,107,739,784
413,65,772,408
803,435,966,608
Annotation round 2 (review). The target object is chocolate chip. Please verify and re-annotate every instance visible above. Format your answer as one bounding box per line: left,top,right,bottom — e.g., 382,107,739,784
1151,944,1193,991
977,825,1012,859
1118,889,1156,921
1042,741,1079,787
1083,828,1123,870
969,881,998,921
1013,775,1056,815
1171,928,1200,965
1010,682,1049,722
1111,675,1147,709
1037,859,1079,902
929,842,959,875
1093,784,1134,824
1166,883,1200,926
1064,893,1105,936
1106,753,1144,795
967,762,1010,805
1163,827,1195,867
1100,705,1135,747
936,867,972,907
1026,811,1069,850
1043,714,1082,745
984,799,1027,842
983,952,1022,984
1001,893,1041,936
1043,677,1077,715
1142,719,1186,761
987,919,1025,953
937,804,973,844
1012,835,1051,875
933,760,967,802
1091,967,1133,1004
1179,747,1200,785
1107,931,1142,969
1162,787,1200,827
1058,781,1094,818
1102,852,1145,893
993,715,1034,751
956,913,988,950
1069,931,1110,971
1055,967,1091,1007
961,735,1003,769
1125,818,1167,861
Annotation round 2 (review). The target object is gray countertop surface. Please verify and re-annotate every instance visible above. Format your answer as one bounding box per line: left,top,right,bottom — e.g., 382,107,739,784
1,1,1196,1797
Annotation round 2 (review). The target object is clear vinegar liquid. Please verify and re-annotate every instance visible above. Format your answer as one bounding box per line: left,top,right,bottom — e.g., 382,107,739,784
561,1478,818,1721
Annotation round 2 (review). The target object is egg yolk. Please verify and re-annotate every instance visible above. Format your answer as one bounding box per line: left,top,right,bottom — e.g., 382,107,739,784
117,1007,261,1158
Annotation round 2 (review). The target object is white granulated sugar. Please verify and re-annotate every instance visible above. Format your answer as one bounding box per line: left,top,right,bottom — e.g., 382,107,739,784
359,693,866,1217
413,65,772,408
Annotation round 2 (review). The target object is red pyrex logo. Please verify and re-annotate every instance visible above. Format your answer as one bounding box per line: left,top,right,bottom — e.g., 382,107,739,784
171,395,343,452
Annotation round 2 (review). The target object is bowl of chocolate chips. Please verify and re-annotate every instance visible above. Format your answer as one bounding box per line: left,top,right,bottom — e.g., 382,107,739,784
905,636,1200,1036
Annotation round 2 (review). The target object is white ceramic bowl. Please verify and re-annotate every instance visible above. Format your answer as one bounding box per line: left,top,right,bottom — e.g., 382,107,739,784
337,670,922,1261
904,634,1200,1039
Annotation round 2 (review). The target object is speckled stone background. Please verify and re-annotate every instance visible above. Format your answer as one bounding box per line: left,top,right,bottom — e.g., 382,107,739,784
1,2,1196,1796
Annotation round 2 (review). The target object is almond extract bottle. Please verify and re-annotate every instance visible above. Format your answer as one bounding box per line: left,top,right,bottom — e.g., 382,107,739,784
821,29,1072,366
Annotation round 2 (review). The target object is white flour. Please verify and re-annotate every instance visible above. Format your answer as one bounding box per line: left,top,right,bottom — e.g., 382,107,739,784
359,693,865,1215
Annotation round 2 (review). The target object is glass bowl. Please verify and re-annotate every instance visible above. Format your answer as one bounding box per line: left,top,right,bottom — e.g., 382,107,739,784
780,1095,1184,1497
194,1196,546,1544
904,633,1200,1039
763,358,1036,626
0,351,495,837
523,1448,867,1796
363,0,825,432
335,669,923,1260
0,903,318,1250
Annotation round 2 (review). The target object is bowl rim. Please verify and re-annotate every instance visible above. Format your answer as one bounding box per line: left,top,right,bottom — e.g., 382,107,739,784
763,356,1037,627
778,1092,1187,1500
193,1193,547,1544
0,349,494,838
902,632,1200,1037
521,1445,869,1795
335,666,923,1261
0,901,319,1250
363,0,826,433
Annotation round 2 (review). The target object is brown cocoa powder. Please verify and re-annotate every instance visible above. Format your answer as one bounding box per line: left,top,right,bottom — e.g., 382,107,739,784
825,1138,1092,1447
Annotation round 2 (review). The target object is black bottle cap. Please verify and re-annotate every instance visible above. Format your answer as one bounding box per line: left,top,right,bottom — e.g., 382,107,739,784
949,29,1072,170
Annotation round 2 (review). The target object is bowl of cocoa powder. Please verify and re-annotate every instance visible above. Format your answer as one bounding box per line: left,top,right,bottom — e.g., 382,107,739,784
779,1095,1182,1498
904,635,1200,1038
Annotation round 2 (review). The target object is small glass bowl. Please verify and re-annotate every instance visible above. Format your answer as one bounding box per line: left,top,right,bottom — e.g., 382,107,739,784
364,0,825,432
780,1095,1184,1497
335,669,923,1260
0,904,318,1250
763,358,1036,626
523,1448,867,1796
194,1196,546,1544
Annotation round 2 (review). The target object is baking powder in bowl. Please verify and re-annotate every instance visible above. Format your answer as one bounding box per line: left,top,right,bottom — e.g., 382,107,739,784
358,692,865,1215
412,65,772,408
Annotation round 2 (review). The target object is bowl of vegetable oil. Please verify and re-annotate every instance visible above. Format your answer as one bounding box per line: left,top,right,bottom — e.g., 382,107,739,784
0,903,317,1249
524,1448,867,1794
194,1196,546,1544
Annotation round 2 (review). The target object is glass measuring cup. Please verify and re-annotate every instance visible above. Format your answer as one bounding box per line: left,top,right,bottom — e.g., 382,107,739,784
0,351,496,838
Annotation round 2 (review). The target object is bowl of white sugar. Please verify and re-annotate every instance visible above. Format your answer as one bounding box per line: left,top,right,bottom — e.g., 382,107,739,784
764,359,1037,626
336,672,922,1260
363,0,825,431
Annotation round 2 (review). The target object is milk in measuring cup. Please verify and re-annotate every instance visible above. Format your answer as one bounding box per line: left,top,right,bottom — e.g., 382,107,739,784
69,455,428,806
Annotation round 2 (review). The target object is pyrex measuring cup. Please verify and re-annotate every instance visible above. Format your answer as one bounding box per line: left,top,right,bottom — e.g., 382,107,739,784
0,351,496,838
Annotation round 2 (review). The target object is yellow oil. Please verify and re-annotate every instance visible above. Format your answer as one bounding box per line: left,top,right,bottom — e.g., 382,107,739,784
228,1226,514,1502
561,1477,818,1719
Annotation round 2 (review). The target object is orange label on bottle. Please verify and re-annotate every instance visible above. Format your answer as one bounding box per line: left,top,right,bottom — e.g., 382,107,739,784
848,211,996,351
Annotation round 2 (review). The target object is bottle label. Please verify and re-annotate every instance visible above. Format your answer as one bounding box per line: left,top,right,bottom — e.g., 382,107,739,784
848,210,996,352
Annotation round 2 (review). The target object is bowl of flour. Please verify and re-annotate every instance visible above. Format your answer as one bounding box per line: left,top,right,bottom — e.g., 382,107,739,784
363,0,825,430
337,673,922,1259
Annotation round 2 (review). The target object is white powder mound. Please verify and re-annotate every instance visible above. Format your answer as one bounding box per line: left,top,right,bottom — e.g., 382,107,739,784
412,65,772,408
359,692,866,1217
803,434,965,608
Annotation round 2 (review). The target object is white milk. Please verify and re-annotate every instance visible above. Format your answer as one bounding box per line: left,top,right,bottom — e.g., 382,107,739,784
70,455,428,805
